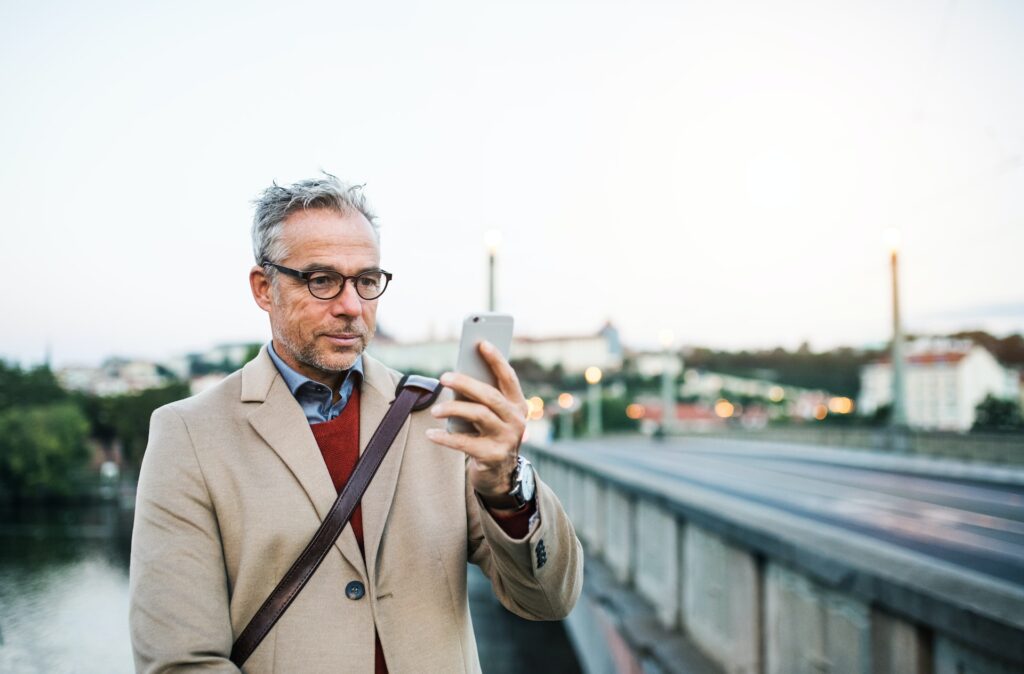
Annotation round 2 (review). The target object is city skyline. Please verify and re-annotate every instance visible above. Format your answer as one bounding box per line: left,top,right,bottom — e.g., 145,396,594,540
13,320,1024,372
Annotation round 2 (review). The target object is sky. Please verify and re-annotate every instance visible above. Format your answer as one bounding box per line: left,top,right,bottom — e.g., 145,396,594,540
2,0,1023,367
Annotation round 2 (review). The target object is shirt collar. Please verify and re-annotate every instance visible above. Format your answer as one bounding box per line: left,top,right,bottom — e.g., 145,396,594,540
267,341,363,396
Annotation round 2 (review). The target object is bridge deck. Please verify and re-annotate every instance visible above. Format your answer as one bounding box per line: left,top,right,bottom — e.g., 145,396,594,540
554,436,1024,586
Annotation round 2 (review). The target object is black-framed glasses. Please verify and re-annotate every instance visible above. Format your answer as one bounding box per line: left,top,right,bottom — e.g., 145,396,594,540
261,262,392,300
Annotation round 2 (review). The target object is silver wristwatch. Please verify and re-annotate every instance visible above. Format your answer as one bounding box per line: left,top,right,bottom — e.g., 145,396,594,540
507,455,536,509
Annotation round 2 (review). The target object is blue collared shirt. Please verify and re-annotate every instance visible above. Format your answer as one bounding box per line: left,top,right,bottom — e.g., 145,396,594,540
267,342,363,425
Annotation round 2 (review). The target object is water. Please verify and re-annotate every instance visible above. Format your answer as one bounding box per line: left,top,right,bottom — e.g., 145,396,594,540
0,504,134,674
0,504,580,674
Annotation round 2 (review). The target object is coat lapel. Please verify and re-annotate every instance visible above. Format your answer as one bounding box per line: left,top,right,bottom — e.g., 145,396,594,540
358,353,412,588
242,346,367,578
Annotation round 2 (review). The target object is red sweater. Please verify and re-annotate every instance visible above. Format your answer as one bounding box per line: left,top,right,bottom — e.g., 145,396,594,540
310,388,388,673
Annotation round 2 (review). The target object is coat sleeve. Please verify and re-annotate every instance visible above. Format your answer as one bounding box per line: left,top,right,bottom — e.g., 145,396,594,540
129,405,240,673
466,456,584,620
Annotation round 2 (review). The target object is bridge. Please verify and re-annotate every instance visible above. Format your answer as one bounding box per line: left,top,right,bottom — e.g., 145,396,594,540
524,436,1024,674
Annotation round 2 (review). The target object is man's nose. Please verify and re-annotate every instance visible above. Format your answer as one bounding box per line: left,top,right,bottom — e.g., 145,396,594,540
329,279,364,316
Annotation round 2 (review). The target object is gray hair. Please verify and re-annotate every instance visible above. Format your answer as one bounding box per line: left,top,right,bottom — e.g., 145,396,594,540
251,172,378,267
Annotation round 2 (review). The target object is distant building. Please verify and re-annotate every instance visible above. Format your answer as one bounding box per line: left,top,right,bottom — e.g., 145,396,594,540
367,323,624,376
161,343,260,379
199,343,256,369
57,358,168,396
677,368,838,421
630,350,682,378
858,338,1021,431
637,400,725,433
367,337,458,375
513,322,623,375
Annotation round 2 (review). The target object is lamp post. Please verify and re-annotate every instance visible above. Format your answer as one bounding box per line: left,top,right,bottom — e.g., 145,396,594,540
584,366,603,437
557,392,576,440
484,230,502,312
658,329,677,437
885,228,908,430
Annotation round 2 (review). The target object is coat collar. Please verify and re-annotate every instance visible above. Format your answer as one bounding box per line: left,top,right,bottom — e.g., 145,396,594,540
241,345,409,586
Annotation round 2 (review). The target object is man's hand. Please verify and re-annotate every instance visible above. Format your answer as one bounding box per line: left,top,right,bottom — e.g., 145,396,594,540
425,340,529,507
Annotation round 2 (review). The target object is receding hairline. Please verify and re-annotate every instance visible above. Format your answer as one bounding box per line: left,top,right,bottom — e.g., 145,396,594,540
277,204,381,243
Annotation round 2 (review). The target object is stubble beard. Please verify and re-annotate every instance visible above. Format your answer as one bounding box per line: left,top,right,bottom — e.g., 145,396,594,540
276,322,374,376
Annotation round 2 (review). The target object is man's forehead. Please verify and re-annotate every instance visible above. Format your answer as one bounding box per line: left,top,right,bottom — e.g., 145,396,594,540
282,206,375,234
281,207,379,243
296,259,379,273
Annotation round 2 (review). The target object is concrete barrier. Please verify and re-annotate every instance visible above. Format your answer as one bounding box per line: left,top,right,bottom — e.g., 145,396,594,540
764,563,870,674
601,485,634,585
871,610,931,674
633,500,679,628
581,474,605,553
527,443,1024,674
683,525,760,674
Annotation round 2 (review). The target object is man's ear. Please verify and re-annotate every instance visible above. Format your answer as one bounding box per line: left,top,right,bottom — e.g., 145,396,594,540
250,266,273,313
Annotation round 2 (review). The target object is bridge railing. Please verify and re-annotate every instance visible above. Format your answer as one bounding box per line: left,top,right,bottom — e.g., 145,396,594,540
527,441,1024,674
675,427,1024,466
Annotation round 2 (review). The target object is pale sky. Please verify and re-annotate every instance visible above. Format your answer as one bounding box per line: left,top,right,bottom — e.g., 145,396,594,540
2,0,1023,367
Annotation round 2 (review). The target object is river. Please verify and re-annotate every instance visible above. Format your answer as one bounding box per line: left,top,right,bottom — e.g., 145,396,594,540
0,503,134,673
0,503,579,674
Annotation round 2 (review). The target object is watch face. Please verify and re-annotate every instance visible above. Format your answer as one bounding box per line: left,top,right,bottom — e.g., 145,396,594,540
518,456,536,502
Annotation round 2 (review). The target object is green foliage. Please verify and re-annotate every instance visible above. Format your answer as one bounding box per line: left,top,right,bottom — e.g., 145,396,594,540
0,361,67,411
972,395,1024,432
548,394,636,440
0,356,191,500
244,343,262,364
77,383,192,466
0,403,91,499
601,395,635,431
685,346,878,398
869,403,892,427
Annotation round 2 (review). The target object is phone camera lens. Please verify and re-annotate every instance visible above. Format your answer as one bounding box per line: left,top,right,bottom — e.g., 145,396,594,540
473,317,480,323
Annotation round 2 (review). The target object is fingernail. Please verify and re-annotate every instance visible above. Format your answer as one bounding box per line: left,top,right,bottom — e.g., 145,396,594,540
480,340,492,352
430,405,442,417
426,428,441,439
440,372,454,385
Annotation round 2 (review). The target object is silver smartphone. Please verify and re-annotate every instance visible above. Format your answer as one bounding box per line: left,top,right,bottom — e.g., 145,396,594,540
447,312,514,435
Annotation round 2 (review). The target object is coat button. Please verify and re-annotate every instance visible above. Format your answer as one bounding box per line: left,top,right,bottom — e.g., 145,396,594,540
345,580,365,600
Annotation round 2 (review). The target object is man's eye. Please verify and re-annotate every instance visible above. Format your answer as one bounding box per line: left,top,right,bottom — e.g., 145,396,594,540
358,275,380,288
309,275,334,288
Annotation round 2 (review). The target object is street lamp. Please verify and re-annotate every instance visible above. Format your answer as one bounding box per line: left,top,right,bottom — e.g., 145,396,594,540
658,329,678,437
584,366,603,437
885,228,908,430
484,230,502,312
557,392,576,440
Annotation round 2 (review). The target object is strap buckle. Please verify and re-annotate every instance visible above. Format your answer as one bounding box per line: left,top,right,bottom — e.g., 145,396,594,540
395,374,443,411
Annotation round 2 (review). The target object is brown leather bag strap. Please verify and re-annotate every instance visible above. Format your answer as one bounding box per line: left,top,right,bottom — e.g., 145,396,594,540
230,375,442,667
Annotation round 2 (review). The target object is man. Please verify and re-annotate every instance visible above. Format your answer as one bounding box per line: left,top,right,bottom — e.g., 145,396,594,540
128,174,583,673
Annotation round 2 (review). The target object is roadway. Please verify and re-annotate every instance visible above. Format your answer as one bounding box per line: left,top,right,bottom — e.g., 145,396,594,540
550,436,1024,586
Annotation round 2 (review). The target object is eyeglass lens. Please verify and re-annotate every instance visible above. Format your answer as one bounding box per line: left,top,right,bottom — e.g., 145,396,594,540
307,271,387,300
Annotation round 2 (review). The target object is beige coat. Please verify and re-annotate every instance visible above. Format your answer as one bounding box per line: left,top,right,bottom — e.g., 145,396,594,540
129,347,583,673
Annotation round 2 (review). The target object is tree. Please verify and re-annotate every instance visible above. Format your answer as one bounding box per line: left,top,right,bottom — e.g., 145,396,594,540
0,361,67,411
73,383,191,467
105,383,192,466
972,395,1024,432
0,403,91,499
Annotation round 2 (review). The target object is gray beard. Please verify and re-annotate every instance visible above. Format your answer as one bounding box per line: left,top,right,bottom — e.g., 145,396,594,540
299,336,363,372
275,323,374,375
